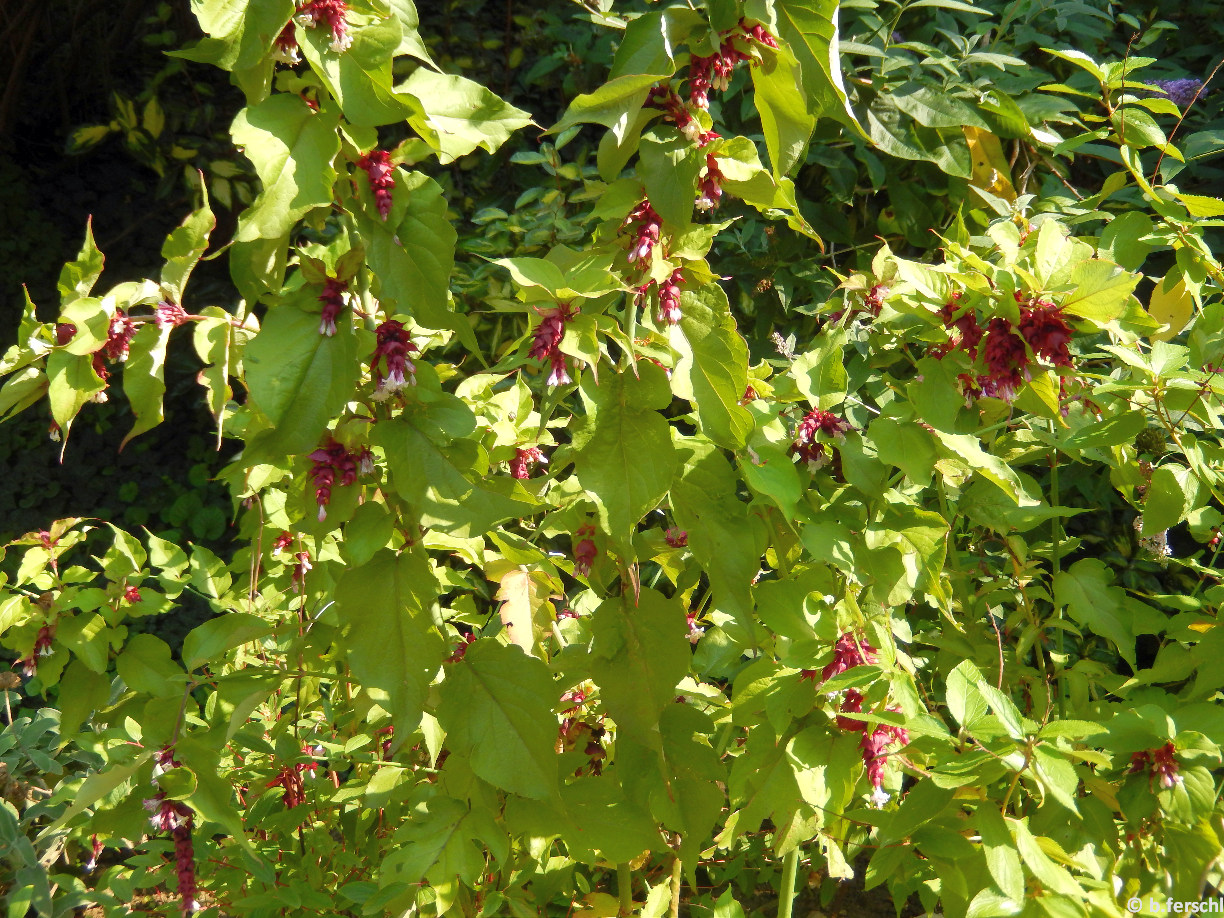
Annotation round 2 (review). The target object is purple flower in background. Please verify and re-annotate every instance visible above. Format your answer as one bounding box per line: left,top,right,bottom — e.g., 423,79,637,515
1145,78,1205,107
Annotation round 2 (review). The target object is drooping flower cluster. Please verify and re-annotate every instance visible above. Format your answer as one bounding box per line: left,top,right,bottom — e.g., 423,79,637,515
357,150,395,220
811,633,908,806
14,624,54,678
317,277,348,336
295,0,352,53
696,154,724,211
573,524,598,576
292,551,312,586
266,746,325,809
528,304,575,387
665,528,688,548
273,21,301,64
143,780,196,915
446,632,477,663
271,531,294,556
1144,78,1205,107
623,201,662,266
659,268,684,324
509,446,544,479
124,584,142,604
371,319,417,396
308,440,360,521
685,610,705,645
932,294,1076,402
1130,742,1182,789
155,302,190,329
689,19,779,110
645,85,702,142
791,410,852,468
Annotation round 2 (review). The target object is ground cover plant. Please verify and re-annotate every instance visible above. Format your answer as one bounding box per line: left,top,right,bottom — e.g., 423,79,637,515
1,0,1223,916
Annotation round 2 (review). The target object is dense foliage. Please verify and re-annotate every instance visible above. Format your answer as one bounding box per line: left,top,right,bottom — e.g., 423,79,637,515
1,1,1223,916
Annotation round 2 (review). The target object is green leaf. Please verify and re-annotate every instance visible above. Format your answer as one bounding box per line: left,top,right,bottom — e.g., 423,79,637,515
182,613,276,672
400,70,533,163
46,350,105,447
384,796,505,886
336,550,446,734
870,417,936,484
300,16,418,127
751,44,816,176
121,323,173,447
44,751,152,833
739,442,802,517
1054,559,1136,667
116,634,185,697
58,218,105,302
609,9,699,79
639,131,703,228
791,327,847,410
375,419,535,536
671,437,767,638
231,94,341,241
172,0,293,72
976,803,1025,902
1098,211,1153,272
552,73,670,144
588,590,691,745
160,196,216,304
58,660,111,744
1143,465,1190,534
343,502,395,566
1060,259,1138,323
437,640,559,800
891,82,988,129
672,284,753,448
571,363,677,547
387,0,436,64
774,0,865,137
360,171,461,337
193,309,233,447
244,303,359,456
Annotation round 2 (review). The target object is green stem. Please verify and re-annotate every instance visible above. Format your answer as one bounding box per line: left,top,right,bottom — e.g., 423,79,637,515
777,846,800,918
617,862,633,916
1049,438,1066,719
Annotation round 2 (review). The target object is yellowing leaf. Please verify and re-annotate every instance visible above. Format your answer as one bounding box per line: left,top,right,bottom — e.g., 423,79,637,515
496,568,550,654
1149,270,1195,341
965,126,1016,202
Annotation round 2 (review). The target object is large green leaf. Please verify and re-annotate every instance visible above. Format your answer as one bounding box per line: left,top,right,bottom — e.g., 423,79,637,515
671,437,766,638
300,16,418,127
243,302,359,456
571,363,677,547
774,0,864,137
751,43,816,176
160,196,216,305
360,171,461,337
552,73,670,144
1054,559,1136,667
57,218,105,302
172,0,293,72
672,284,754,449
121,323,173,447
335,550,446,734
400,70,533,163
232,94,341,241
384,796,506,886
437,640,559,800
588,590,691,745
638,131,703,228
374,419,535,536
